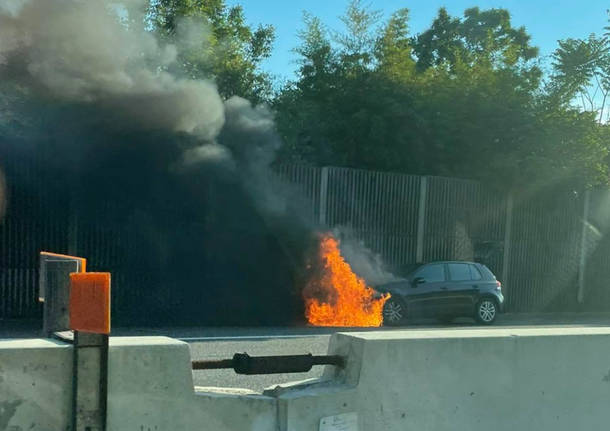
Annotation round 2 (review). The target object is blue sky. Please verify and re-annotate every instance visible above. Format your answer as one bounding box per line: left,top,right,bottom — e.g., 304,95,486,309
227,0,609,81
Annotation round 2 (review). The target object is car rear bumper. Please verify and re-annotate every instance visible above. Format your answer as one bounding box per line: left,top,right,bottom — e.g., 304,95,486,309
496,292,505,312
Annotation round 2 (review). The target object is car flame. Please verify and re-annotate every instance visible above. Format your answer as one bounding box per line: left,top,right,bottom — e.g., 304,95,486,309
304,234,390,327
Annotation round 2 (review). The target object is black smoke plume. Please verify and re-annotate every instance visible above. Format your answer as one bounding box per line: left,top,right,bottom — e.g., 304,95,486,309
0,0,313,325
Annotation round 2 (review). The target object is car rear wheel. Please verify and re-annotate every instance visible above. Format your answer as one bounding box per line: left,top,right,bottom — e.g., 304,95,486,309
383,298,406,326
475,299,498,325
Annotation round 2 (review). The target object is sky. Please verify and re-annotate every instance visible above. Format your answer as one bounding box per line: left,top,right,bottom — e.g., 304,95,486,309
227,0,609,82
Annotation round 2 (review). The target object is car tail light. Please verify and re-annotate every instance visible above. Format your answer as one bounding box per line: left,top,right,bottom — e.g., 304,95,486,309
496,280,502,291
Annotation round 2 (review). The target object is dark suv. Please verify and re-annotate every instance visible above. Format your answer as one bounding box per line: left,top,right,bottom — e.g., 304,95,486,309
376,261,504,325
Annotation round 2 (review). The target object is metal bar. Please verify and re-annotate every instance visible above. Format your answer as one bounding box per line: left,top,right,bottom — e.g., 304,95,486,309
192,359,235,370
192,353,345,375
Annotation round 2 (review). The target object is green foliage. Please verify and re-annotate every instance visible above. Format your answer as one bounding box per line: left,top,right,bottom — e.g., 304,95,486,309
549,34,610,122
334,0,382,69
148,0,275,103
146,0,610,189
375,9,415,81
274,1,609,189
412,8,538,69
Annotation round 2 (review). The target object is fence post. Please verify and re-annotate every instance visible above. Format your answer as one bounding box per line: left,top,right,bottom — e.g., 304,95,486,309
577,189,591,304
67,211,78,256
501,192,513,296
319,167,329,225
416,176,428,263
67,191,79,255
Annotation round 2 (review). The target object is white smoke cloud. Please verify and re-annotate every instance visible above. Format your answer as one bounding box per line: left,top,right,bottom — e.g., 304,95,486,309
0,0,27,17
333,227,401,286
182,143,234,166
0,0,225,139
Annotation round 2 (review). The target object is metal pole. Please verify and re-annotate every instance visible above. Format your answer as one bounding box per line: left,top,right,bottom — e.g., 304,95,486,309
72,331,108,431
501,192,514,298
577,189,591,304
416,176,428,263
319,167,329,225
192,353,345,375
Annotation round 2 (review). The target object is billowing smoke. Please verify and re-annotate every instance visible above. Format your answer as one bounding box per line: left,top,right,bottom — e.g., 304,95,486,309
220,97,288,217
0,0,291,208
0,0,394,325
0,0,309,325
0,0,224,140
332,228,401,286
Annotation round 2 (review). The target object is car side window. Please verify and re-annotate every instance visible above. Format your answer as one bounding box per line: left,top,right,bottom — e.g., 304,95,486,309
470,265,482,281
414,264,445,283
448,263,471,281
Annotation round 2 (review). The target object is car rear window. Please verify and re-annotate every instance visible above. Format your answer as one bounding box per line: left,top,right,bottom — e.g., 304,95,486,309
477,264,496,280
448,263,471,281
469,265,482,280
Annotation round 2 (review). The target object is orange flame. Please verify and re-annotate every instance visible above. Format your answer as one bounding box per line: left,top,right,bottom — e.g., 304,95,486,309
304,234,390,327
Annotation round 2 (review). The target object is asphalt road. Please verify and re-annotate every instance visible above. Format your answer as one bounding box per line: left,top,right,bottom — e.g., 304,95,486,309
4,312,610,393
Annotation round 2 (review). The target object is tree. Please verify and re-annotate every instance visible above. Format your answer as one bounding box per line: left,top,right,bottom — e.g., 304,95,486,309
333,0,382,71
412,7,541,89
375,9,415,81
549,34,610,122
274,3,422,171
275,2,609,189
148,0,275,103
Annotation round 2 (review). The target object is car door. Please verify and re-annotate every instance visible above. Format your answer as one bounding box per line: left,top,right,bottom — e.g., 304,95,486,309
446,263,479,314
405,263,448,317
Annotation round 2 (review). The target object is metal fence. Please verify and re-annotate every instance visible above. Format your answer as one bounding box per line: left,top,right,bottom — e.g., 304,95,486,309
424,176,506,274
580,188,610,309
276,165,609,312
0,144,70,318
506,191,585,311
320,167,422,271
2,157,610,320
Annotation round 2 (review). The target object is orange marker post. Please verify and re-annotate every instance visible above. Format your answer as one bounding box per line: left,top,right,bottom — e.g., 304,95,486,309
69,272,111,334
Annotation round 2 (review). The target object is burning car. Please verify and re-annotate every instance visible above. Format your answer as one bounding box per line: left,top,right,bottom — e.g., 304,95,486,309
375,261,504,326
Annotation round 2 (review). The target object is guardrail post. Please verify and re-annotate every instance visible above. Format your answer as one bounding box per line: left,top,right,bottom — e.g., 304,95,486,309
72,332,109,431
70,272,111,431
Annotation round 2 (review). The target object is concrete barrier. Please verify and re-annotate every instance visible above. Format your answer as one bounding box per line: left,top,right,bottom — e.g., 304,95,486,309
0,338,72,430
0,337,276,431
278,327,610,430
2,328,610,430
